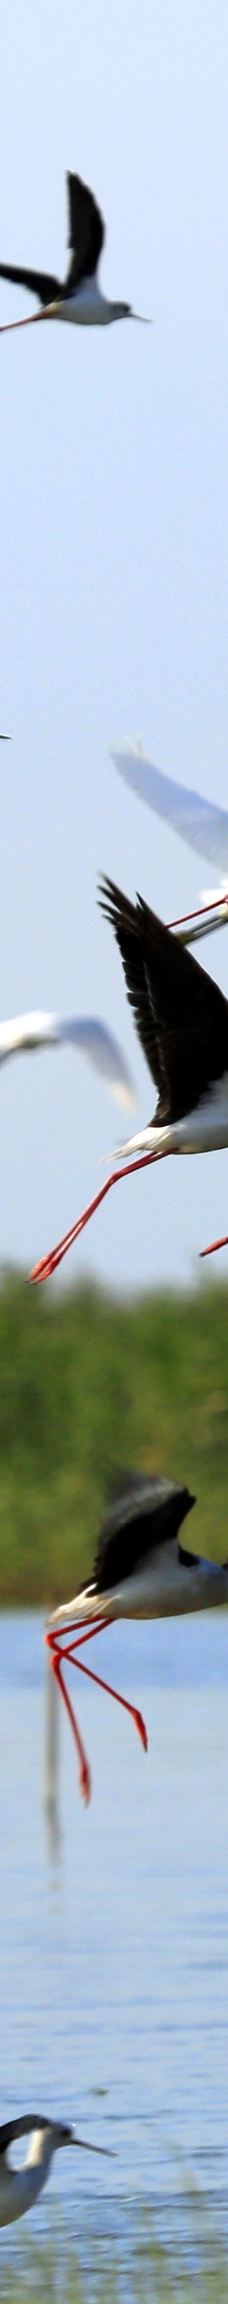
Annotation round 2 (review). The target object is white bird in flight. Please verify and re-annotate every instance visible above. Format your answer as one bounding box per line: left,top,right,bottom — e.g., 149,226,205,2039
0,171,146,336
0,1006,134,1106
0,2114,110,2226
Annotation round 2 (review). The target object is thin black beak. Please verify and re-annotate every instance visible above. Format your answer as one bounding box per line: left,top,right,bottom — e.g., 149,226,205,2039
72,2132,114,2156
132,311,152,324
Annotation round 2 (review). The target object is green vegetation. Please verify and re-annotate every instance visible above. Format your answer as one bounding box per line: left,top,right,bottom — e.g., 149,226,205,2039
0,1273,227,1605
2,2213,228,2304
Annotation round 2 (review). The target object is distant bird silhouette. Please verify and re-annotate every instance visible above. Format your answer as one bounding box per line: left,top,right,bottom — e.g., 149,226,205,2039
0,171,146,336
46,1471,228,1804
0,2114,110,2226
31,880,228,1281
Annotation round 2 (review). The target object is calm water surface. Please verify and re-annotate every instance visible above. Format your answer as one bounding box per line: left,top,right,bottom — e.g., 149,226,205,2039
0,1608,228,2291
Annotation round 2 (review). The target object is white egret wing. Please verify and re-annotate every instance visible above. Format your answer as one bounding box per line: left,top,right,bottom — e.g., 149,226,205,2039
112,741,228,874
0,1010,135,1106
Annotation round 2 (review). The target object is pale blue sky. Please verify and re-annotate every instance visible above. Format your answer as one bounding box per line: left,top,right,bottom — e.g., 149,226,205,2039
0,0,228,1290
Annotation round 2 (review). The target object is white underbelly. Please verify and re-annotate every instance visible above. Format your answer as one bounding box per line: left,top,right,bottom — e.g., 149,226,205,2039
56,284,110,327
122,1075,228,1160
112,1563,228,1618
173,1075,228,1154
49,1558,228,1629
0,2171,38,2226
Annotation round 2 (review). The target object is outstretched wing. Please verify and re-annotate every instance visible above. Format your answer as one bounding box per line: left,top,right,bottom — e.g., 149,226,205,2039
65,172,105,290
0,1009,134,1106
99,876,228,1123
112,742,228,875
94,1476,195,1592
0,2115,50,2155
0,261,60,308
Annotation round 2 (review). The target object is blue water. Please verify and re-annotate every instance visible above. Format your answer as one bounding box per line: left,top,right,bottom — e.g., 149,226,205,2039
0,1608,228,2291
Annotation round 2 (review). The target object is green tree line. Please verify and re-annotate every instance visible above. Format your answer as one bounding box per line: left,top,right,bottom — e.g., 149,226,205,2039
0,1274,227,1605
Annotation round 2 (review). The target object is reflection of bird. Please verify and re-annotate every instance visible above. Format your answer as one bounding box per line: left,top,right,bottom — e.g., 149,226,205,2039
113,739,228,877
44,1654,61,1865
0,171,144,336
31,879,228,1281
0,1005,134,1106
46,1472,228,1804
0,2114,109,2226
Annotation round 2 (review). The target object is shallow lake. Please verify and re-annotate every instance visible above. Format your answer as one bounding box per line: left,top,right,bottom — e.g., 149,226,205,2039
0,1607,228,2293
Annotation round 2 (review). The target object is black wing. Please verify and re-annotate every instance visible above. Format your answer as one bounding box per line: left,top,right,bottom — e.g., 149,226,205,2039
99,877,228,1125
94,1475,195,1592
65,172,105,291
0,262,60,308
0,2115,50,2155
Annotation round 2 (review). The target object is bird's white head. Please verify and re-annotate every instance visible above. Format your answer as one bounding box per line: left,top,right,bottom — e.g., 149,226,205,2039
26,2119,72,2172
27,2115,111,2173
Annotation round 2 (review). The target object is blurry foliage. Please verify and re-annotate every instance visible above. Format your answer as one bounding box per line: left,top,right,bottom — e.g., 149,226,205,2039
0,1273,227,1604
2,2222,228,2304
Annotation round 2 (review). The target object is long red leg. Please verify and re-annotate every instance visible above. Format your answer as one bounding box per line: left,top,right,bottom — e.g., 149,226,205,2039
50,1647,91,1805
30,1147,168,1283
44,1622,103,1797
46,1615,148,1800
200,1231,228,1258
0,309,50,336
169,892,228,930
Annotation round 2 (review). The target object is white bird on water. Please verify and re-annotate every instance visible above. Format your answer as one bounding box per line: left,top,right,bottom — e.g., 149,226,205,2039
0,2114,110,2227
0,1006,134,1106
0,171,146,336
46,1472,228,1805
31,879,228,1281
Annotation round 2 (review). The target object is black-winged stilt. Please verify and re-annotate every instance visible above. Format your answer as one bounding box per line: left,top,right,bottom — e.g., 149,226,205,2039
0,2115,110,2226
0,171,146,336
0,1005,134,1106
46,1472,228,1804
30,880,228,1282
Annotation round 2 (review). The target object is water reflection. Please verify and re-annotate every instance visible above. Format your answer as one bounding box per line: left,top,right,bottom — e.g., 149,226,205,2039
0,1609,228,2286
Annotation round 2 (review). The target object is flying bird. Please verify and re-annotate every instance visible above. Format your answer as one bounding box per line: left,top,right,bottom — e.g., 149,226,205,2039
113,742,228,948
0,2114,110,2226
113,739,228,880
30,881,228,1281
46,1472,228,1803
0,1005,134,1105
0,171,145,336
